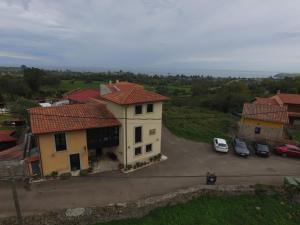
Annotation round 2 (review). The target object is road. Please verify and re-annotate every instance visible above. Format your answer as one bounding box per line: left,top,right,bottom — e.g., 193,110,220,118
0,127,299,217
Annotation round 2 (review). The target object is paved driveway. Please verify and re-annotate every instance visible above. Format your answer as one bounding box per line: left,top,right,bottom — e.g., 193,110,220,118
0,127,300,217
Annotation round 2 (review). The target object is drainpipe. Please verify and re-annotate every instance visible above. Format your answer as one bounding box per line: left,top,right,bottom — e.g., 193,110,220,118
125,106,128,167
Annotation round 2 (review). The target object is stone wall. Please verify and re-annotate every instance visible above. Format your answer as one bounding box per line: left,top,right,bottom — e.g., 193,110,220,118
238,123,283,141
0,184,255,225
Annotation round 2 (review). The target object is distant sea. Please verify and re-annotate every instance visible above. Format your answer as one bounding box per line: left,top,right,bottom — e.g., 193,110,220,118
33,65,281,78
65,67,279,78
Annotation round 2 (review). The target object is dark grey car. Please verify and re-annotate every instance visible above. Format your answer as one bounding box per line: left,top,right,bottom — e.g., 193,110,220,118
233,138,250,157
255,143,270,157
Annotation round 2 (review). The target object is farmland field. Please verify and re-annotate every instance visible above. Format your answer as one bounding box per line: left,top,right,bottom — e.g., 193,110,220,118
163,105,238,143
93,195,300,225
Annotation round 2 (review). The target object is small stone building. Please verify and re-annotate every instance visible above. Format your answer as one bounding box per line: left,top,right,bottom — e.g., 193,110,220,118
238,103,289,141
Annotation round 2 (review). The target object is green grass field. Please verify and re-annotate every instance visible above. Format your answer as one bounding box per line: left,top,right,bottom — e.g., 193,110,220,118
0,114,13,130
58,80,100,90
42,80,100,94
163,105,237,143
289,129,300,143
93,195,300,225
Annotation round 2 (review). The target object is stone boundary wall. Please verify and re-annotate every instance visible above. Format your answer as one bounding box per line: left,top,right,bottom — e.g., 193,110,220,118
0,184,255,225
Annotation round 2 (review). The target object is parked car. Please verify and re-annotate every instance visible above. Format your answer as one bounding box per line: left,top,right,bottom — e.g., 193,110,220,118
233,138,250,157
273,144,300,158
213,138,229,153
255,143,270,157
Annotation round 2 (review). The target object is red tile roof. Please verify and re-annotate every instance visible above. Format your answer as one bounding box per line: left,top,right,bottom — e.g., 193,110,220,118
64,88,100,103
0,134,17,143
0,146,23,160
242,103,289,124
106,81,144,93
99,81,169,105
254,97,279,106
101,87,169,105
29,103,120,135
272,93,300,105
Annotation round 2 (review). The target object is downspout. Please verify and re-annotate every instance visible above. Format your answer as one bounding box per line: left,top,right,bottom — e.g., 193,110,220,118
125,106,128,167
37,136,44,177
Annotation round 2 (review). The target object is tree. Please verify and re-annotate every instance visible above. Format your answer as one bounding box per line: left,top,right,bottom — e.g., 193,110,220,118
23,67,46,92
7,97,38,120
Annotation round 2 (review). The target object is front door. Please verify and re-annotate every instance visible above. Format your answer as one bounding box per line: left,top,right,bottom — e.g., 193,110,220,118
69,154,81,171
31,160,40,175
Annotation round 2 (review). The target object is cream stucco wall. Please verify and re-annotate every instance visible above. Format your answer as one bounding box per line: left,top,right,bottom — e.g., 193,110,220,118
125,102,162,165
38,130,89,175
105,101,163,166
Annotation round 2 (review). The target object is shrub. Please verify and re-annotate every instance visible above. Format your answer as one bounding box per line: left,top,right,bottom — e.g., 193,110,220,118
151,153,162,161
126,164,132,170
80,169,89,176
88,167,93,173
126,164,132,171
59,172,72,180
51,171,58,178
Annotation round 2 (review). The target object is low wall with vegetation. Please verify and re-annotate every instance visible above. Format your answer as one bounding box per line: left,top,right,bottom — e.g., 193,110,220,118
0,184,260,225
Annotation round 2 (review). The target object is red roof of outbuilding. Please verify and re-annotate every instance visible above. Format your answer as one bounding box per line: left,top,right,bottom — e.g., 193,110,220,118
273,93,300,105
242,103,289,124
29,103,120,135
0,134,17,143
254,97,279,106
0,146,23,160
64,88,100,103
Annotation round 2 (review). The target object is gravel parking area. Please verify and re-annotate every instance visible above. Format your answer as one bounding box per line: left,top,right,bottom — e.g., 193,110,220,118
0,127,299,217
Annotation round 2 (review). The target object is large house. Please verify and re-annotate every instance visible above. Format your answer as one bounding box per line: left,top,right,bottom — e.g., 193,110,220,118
27,81,168,176
238,102,289,141
254,93,300,126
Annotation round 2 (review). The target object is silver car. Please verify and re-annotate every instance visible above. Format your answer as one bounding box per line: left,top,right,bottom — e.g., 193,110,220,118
233,138,250,157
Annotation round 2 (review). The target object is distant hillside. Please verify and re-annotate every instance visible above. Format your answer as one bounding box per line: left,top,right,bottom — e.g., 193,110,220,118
274,73,300,79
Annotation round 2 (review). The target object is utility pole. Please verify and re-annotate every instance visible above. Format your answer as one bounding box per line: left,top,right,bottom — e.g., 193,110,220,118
8,167,23,225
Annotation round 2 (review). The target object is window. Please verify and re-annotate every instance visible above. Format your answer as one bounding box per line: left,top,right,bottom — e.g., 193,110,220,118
149,129,156,135
254,127,261,134
55,133,66,151
146,144,152,153
135,126,142,143
135,105,142,114
135,147,142,156
147,104,153,113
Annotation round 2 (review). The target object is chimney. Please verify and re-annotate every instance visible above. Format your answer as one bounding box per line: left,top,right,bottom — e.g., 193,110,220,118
116,80,119,83
277,90,281,94
100,84,111,96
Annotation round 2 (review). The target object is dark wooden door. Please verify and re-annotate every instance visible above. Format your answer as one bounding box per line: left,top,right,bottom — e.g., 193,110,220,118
69,154,81,171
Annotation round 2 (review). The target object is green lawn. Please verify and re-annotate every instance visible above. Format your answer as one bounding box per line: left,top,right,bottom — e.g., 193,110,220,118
42,80,100,94
58,80,100,90
0,114,13,130
93,195,300,225
289,129,300,143
163,105,238,143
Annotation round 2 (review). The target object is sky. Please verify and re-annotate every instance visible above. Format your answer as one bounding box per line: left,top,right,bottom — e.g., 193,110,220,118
1,0,300,75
